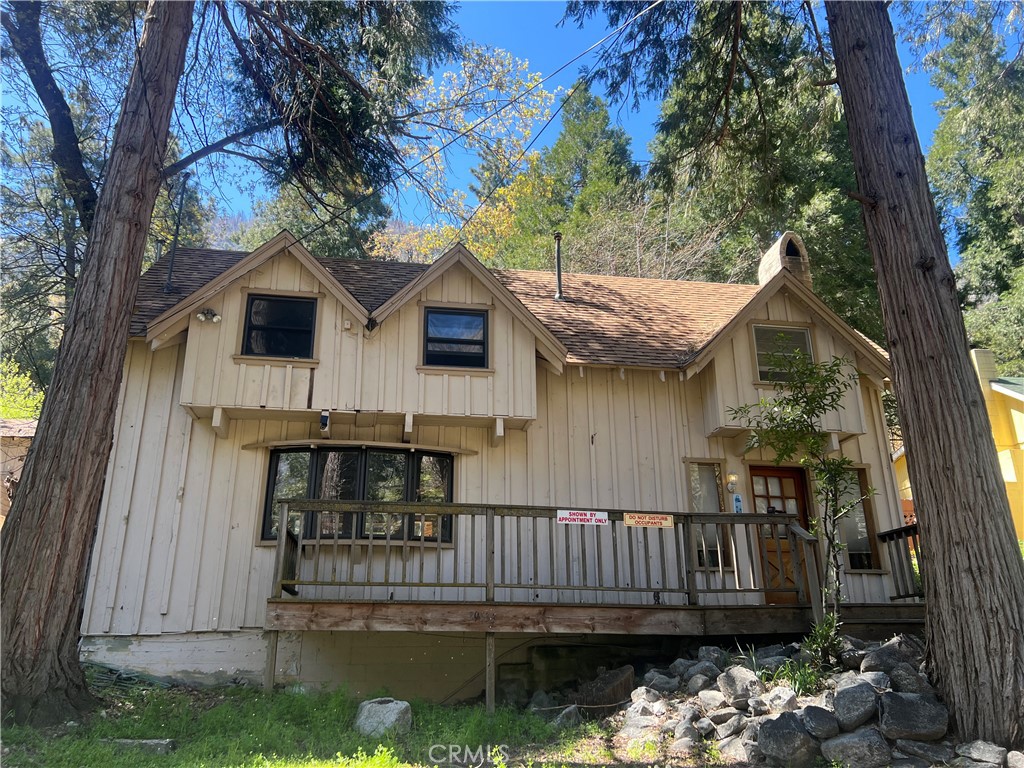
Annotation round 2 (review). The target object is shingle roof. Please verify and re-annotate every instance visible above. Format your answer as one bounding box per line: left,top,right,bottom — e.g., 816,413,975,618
493,269,759,368
132,248,760,368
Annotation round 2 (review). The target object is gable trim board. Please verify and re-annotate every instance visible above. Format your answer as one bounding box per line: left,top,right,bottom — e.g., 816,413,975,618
146,231,369,346
682,270,890,381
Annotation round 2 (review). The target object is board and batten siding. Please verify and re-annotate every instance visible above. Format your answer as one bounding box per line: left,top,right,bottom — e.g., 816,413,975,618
178,253,537,421
83,330,901,637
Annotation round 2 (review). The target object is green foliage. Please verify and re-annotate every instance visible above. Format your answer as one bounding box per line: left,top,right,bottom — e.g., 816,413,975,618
764,659,825,697
0,358,45,419
803,613,844,670
963,265,1024,375
2,685,556,768
728,346,861,616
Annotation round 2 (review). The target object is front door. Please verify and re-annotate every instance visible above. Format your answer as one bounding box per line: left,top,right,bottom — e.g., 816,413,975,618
749,467,810,604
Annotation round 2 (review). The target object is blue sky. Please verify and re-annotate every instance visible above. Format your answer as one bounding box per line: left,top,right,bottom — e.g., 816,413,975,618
384,1,945,224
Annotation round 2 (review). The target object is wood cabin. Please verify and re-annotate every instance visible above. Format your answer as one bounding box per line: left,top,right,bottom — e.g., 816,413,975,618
80,231,920,702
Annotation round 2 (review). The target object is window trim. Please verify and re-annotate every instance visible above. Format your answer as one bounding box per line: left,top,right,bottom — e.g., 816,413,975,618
422,307,489,369
840,467,881,572
750,323,814,384
682,458,734,570
240,292,318,360
260,446,455,544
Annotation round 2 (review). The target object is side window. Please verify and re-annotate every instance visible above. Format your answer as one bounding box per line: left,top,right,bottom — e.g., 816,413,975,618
752,325,812,382
423,308,487,368
242,295,316,358
686,461,733,569
838,469,880,570
262,448,453,543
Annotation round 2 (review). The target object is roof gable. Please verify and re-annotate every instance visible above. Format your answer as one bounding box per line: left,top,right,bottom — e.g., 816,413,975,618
371,244,568,370
146,231,369,343
681,270,891,379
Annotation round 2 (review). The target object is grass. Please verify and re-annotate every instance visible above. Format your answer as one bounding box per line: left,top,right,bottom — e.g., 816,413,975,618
1,685,567,768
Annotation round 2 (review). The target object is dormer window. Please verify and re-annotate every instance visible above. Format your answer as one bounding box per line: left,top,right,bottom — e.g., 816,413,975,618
423,308,487,368
243,295,316,358
752,325,812,382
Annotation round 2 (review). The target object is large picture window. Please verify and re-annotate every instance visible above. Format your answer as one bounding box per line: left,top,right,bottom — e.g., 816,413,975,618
686,461,733,569
262,447,453,542
243,295,316,359
838,469,880,570
423,308,487,368
752,325,812,382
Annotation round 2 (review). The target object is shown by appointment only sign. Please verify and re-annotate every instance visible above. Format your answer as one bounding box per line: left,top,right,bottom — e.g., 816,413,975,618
556,510,609,525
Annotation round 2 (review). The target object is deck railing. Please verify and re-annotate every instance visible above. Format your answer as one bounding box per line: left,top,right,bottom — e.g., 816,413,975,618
271,500,822,612
877,522,924,600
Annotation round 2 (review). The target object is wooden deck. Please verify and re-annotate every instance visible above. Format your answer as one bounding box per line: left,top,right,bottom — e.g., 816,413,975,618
266,599,814,636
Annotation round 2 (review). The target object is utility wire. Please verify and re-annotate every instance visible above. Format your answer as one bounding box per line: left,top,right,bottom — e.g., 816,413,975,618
291,0,668,251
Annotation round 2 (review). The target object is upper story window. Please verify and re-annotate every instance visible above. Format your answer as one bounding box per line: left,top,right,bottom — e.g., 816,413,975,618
423,308,487,368
752,325,812,382
243,295,316,358
262,447,453,543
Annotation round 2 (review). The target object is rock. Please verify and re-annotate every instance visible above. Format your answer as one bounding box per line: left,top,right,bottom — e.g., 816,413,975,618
759,656,791,675
756,643,787,660
497,679,528,707
859,671,891,690
1007,750,1024,768
890,758,931,768
718,666,766,708
878,692,948,741
675,720,700,740
748,696,770,716
669,657,696,678
684,660,723,682
641,667,669,684
527,689,555,712
646,674,680,694
699,645,731,670
694,716,717,737
625,700,656,720
675,703,701,723
354,698,412,737
578,665,634,716
947,758,1002,768
618,718,660,739
661,719,678,734
720,735,762,763
957,741,1008,765
708,707,744,724
895,739,955,763
843,635,867,650
687,674,715,694
716,714,748,740
889,662,934,695
861,636,923,674
842,647,869,671
758,712,821,768
821,727,892,768
800,705,840,739
667,737,697,756
833,681,878,731
631,685,661,703
697,689,727,711
766,686,798,713
551,705,582,728
110,739,177,755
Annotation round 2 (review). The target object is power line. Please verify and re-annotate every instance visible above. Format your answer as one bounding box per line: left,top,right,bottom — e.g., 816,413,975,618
291,0,667,251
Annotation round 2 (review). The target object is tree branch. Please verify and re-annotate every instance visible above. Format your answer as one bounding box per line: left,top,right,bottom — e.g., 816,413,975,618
2,2,98,234
161,119,279,179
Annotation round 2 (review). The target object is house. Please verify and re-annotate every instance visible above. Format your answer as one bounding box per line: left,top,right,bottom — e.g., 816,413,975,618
80,230,914,702
892,348,1024,543
1,418,36,526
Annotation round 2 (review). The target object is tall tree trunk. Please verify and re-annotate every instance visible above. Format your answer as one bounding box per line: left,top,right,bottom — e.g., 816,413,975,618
0,0,194,725
826,1,1024,747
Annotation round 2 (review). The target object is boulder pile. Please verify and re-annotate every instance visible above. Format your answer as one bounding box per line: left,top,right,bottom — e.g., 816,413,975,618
530,635,1023,768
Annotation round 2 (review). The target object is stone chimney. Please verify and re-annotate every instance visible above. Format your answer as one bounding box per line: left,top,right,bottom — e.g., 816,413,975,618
758,231,812,289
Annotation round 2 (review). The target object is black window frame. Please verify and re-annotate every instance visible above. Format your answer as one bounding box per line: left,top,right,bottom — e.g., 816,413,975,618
242,294,317,359
261,446,454,543
423,308,488,368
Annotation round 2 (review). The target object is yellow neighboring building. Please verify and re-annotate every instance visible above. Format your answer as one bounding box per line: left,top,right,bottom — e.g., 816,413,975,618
892,349,1024,543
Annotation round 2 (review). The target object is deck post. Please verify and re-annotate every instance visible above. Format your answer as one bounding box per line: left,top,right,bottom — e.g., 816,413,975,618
264,629,279,691
485,506,495,602
788,526,807,605
485,632,496,714
273,502,289,598
682,517,698,606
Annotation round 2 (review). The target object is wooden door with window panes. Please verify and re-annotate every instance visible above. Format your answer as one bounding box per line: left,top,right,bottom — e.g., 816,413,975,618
749,467,810,604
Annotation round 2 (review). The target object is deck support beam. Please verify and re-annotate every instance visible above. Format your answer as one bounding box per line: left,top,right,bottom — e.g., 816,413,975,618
485,632,496,714
264,629,279,691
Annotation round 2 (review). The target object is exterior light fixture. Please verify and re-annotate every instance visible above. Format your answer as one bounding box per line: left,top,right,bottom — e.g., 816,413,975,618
726,473,739,493
196,308,221,323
